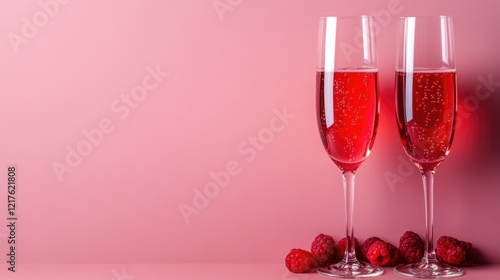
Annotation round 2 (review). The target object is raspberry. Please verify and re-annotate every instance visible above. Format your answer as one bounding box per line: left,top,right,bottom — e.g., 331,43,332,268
311,234,336,267
436,236,479,267
366,240,401,267
361,237,381,261
436,236,466,266
459,241,479,267
334,237,362,263
285,249,318,273
387,242,402,266
399,231,424,263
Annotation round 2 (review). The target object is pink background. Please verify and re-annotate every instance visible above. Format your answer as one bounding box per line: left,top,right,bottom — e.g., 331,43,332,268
0,0,499,266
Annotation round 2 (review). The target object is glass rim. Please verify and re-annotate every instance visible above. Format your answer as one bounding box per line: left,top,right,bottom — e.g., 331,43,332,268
319,15,374,20
398,15,453,20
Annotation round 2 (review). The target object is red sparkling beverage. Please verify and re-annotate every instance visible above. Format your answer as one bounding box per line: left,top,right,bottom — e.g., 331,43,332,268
317,70,379,172
395,71,457,171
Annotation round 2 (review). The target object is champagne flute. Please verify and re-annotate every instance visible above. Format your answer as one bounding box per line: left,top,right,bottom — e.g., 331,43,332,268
393,16,463,278
316,16,383,278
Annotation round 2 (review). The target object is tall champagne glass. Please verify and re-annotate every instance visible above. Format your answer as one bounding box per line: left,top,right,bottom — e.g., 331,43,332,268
393,16,463,278
316,16,383,278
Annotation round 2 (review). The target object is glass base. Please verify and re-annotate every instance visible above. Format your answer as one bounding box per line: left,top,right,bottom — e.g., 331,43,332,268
317,260,384,278
394,259,464,278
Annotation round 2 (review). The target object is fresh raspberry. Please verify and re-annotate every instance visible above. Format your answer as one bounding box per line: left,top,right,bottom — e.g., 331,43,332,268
334,237,362,263
436,236,466,266
399,231,424,263
387,242,402,266
459,241,479,267
311,234,336,267
366,240,401,267
361,237,381,261
285,249,318,273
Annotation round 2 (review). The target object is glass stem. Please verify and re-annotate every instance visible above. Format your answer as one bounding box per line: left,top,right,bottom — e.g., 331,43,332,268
342,171,358,263
422,170,437,263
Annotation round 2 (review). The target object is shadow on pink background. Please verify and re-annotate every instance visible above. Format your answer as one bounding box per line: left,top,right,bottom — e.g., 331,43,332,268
0,0,499,266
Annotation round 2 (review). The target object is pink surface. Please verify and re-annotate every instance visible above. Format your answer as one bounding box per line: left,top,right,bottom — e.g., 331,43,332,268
0,264,500,280
0,0,499,266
